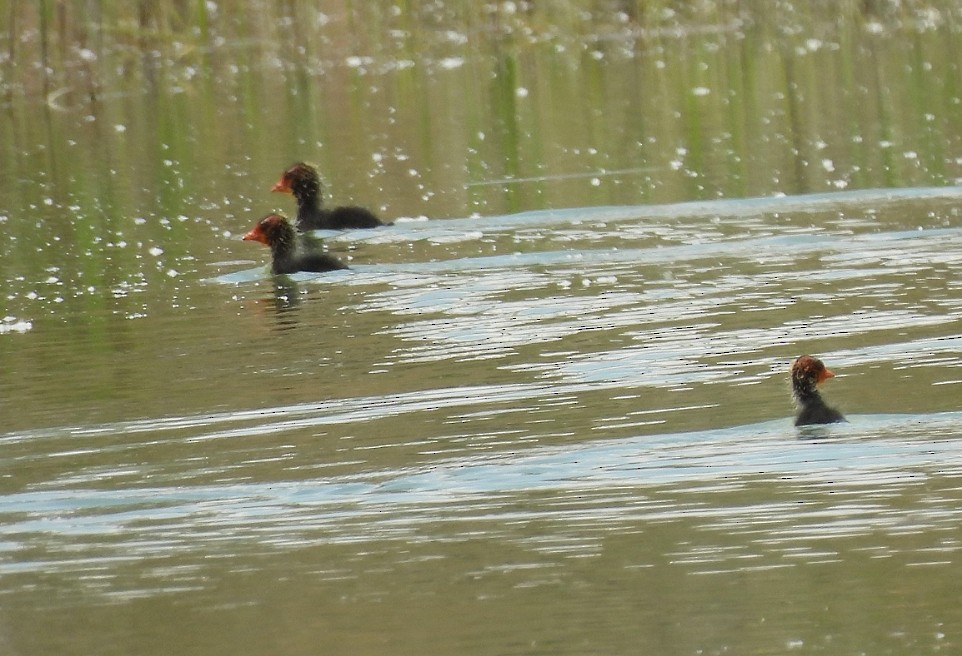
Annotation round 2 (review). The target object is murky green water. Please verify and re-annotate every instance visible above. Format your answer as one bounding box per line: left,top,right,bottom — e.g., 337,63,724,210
2,2,962,654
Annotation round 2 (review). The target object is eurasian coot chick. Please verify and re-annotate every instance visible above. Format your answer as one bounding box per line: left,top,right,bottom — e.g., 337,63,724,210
791,355,846,426
242,214,347,274
272,162,384,231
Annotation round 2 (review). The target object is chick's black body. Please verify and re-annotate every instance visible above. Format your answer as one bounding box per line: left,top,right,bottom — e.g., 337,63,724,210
273,162,384,231
791,355,846,426
243,214,347,274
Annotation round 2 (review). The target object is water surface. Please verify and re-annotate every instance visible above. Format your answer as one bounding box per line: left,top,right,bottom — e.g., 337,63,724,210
2,3,962,655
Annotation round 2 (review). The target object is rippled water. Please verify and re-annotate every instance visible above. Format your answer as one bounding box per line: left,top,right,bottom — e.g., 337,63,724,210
4,187,962,654
4,2,962,654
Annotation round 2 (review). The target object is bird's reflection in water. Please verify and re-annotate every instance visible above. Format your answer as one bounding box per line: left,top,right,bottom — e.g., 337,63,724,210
794,424,846,441
267,277,303,330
